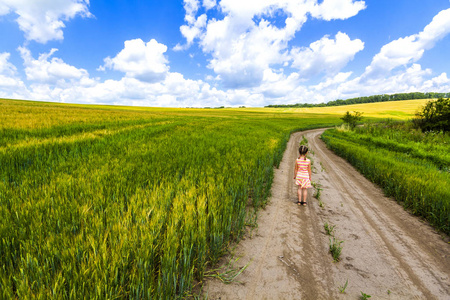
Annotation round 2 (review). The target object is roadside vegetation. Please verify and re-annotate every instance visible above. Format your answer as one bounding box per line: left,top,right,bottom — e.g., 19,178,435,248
340,110,363,129
414,97,449,133
322,99,450,234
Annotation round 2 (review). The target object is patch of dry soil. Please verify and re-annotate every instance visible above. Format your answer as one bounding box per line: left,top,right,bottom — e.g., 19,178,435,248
203,128,450,299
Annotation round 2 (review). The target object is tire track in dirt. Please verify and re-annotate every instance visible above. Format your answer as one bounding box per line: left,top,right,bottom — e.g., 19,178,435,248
203,128,450,299
308,129,450,299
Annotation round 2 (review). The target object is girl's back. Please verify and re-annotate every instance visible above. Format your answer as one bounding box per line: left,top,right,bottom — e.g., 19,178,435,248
296,158,310,173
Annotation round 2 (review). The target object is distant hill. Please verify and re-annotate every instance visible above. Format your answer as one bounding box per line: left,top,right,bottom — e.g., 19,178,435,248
265,92,450,108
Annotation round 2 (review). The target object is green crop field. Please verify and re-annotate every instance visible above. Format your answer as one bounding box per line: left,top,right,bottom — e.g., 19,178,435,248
0,98,429,298
321,120,450,234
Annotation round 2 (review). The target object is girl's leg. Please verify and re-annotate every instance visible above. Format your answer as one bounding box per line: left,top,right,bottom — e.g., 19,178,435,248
297,186,302,205
301,188,308,205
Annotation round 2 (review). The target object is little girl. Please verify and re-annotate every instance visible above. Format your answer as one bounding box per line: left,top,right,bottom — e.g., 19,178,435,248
294,145,312,206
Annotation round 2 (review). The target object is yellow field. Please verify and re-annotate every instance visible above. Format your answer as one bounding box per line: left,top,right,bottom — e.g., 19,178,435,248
1,98,428,130
251,99,429,119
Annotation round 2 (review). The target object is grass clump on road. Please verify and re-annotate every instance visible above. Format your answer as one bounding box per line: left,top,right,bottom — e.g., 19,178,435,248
338,279,349,294
324,222,336,236
329,237,344,262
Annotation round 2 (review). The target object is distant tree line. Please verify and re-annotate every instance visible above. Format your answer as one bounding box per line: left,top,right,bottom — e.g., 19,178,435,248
265,92,450,108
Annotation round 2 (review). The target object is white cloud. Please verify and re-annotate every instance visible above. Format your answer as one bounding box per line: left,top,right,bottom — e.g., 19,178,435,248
7,37,227,107
312,71,353,90
259,63,442,106
200,12,303,88
0,52,29,98
255,69,300,98
364,8,450,78
0,0,92,43
0,2,10,15
7,45,225,106
0,52,17,76
310,0,366,21
33,74,221,107
203,0,216,10
291,32,364,77
179,14,207,47
183,0,200,24
0,73,20,88
179,0,366,89
328,64,434,101
422,73,450,92
19,47,89,84
101,39,169,83
5,61,447,108
419,8,450,44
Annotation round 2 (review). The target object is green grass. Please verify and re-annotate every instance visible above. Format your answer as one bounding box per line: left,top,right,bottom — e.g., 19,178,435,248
321,120,450,234
329,237,344,262
324,222,336,236
0,98,430,298
338,279,349,294
0,98,343,299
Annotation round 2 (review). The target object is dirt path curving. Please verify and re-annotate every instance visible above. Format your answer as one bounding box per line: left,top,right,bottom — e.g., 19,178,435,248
203,128,450,299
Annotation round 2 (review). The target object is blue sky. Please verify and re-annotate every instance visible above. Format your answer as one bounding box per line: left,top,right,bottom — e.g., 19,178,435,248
0,0,450,107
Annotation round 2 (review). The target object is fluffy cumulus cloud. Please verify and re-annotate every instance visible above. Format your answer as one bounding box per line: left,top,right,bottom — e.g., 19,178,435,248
363,8,450,79
0,52,28,98
203,0,217,10
320,7,450,102
178,14,207,49
202,15,294,88
183,0,200,24
337,64,433,97
0,52,17,77
179,0,367,89
310,0,366,21
174,0,208,50
171,1,450,106
199,3,304,88
0,0,92,43
291,32,364,77
235,5,450,106
19,47,89,84
101,39,170,83
26,73,229,107
252,69,301,99
422,73,450,92
4,43,225,107
5,47,100,102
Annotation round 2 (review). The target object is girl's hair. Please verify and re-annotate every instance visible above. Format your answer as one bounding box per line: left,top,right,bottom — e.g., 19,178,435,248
299,145,308,160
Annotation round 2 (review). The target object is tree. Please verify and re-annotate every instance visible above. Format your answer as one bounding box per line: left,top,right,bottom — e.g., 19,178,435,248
415,98,450,133
341,111,363,129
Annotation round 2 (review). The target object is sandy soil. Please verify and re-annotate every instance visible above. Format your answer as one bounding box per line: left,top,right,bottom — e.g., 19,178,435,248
203,128,450,299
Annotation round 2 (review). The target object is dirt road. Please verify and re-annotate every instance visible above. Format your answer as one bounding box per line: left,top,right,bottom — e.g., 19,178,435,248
203,128,450,299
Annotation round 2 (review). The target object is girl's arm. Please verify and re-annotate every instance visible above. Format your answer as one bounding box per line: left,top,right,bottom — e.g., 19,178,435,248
308,162,312,180
294,160,298,179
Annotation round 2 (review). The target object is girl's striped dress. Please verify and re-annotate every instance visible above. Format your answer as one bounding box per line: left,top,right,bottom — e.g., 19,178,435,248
295,158,312,188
